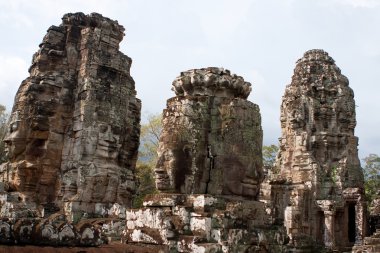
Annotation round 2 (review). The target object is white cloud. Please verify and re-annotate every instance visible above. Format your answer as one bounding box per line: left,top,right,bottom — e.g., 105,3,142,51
249,69,281,109
0,2,33,28
0,0,128,29
248,69,281,146
0,0,378,156
0,56,28,110
193,0,254,43
333,0,380,8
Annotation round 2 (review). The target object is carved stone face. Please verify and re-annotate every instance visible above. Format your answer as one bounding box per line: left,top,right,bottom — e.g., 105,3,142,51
62,122,127,204
3,111,42,193
4,112,27,160
154,149,173,191
1,13,140,218
221,153,261,198
154,95,263,199
96,124,120,161
155,140,194,192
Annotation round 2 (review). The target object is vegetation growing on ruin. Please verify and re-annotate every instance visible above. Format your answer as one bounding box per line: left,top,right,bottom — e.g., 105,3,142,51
133,113,162,207
363,154,380,204
0,105,9,164
262,144,279,169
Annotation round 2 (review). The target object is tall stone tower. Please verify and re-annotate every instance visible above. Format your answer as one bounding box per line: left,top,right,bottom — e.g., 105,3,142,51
272,49,366,250
125,68,287,253
154,67,263,199
0,12,141,218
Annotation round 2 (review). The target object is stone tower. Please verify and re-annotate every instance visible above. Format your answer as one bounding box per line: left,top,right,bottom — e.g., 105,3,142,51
272,49,366,250
125,68,287,252
0,12,141,218
154,67,263,199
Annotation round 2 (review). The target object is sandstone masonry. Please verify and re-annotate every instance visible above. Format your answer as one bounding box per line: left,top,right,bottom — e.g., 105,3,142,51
265,49,366,252
155,68,263,198
0,12,377,252
125,68,286,252
0,12,140,223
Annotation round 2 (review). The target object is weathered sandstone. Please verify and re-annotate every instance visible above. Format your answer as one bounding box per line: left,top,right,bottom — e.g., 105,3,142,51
124,68,289,252
268,49,366,251
0,12,141,219
155,67,263,199
0,12,374,252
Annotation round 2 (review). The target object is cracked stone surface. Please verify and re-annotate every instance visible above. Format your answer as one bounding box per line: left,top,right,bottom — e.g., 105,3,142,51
126,68,288,253
0,12,141,218
124,193,287,253
0,13,373,252
155,67,263,199
267,49,366,251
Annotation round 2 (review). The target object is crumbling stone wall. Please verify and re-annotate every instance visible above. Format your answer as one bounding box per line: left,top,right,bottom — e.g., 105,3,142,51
270,49,366,251
0,12,371,251
0,214,105,246
125,193,287,253
124,68,288,253
352,192,380,253
155,67,263,199
0,12,141,218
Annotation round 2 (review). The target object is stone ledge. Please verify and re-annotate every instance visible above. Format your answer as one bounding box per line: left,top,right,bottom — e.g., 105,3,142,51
171,67,251,99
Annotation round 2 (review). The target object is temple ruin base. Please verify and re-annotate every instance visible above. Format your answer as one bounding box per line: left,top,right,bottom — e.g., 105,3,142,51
124,193,288,252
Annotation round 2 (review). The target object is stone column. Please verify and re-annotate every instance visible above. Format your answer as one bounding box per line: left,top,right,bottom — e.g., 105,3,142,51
355,201,365,245
323,210,335,249
284,206,301,244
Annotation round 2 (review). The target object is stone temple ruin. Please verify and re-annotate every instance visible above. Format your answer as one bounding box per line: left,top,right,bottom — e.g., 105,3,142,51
261,49,367,252
125,68,286,252
0,12,140,246
155,67,263,197
0,12,379,253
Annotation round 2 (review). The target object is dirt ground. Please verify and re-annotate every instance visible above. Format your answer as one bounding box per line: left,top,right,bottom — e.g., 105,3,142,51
0,243,167,253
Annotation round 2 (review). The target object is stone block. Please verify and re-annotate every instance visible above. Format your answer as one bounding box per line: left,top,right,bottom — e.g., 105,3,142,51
190,216,212,240
125,228,165,245
191,195,220,212
143,194,187,207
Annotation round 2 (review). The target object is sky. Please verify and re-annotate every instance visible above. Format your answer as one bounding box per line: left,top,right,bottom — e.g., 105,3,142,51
0,0,379,159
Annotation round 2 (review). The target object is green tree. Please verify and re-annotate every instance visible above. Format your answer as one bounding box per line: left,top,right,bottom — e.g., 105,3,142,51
138,114,162,166
262,144,279,169
362,154,380,203
133,113,162,207
0,105,9,164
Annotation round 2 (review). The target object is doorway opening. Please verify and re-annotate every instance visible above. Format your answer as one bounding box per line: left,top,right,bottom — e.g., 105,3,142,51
348,203,356,243
316,211,324,243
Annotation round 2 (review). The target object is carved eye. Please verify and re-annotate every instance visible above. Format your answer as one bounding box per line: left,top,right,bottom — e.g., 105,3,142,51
10,122,18,133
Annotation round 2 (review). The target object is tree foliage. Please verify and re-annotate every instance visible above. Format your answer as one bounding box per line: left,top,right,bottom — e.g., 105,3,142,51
262,144,279,169
133,113,162,207
138,114,162,166
362,154,380,203
0,105,9,164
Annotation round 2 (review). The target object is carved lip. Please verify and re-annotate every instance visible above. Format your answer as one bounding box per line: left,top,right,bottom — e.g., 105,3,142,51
154,168,166,174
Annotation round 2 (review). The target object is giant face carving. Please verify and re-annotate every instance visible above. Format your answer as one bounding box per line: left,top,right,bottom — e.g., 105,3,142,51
154,68,263,199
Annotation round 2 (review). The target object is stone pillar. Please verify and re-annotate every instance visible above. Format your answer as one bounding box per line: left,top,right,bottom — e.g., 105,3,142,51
323,210,335,249
284,206,301,244
355,201,365,244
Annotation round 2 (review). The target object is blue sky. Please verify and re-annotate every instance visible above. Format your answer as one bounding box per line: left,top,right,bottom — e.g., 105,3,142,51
0,0,379,158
